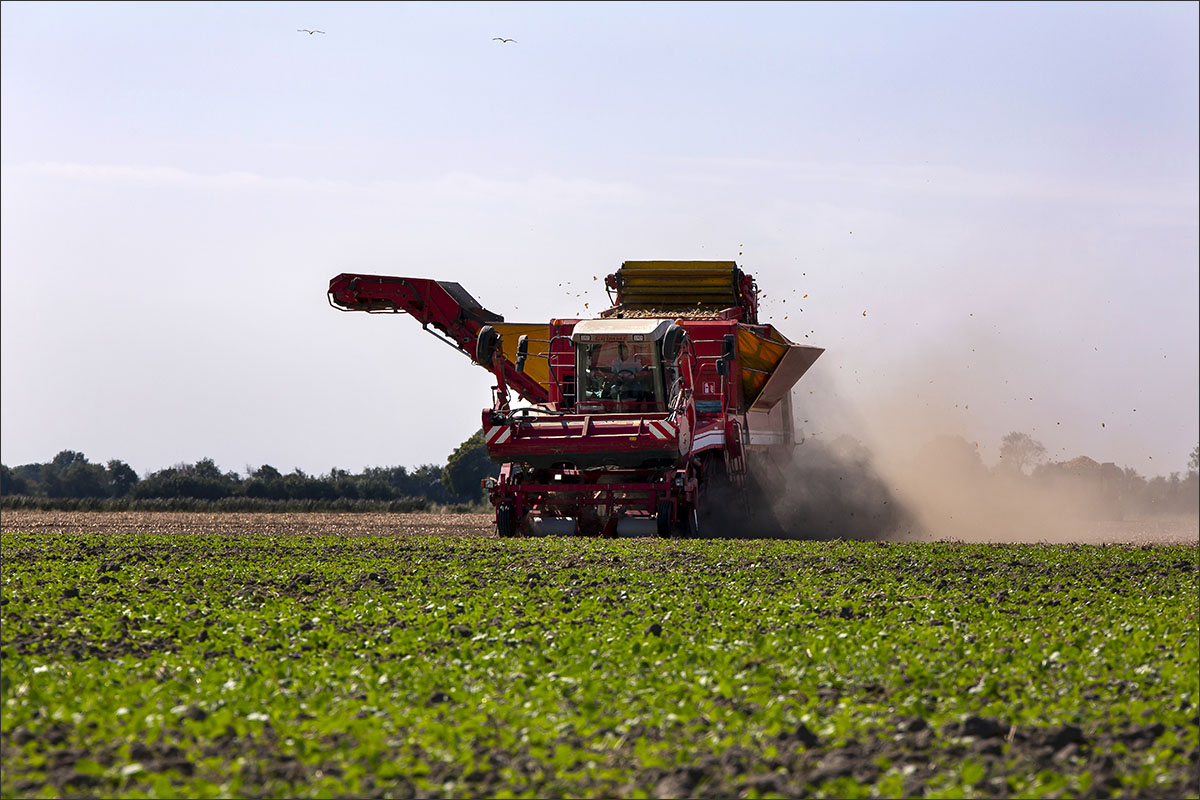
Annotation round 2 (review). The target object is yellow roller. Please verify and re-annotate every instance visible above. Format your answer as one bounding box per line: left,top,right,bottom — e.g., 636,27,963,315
617,261,741,310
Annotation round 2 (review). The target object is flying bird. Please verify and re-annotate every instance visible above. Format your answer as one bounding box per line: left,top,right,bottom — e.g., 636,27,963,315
298,29,325,35
492,37,517,43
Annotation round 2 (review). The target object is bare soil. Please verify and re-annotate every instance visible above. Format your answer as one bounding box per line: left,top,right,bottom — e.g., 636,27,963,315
0,510,495,539
2,509,1195,545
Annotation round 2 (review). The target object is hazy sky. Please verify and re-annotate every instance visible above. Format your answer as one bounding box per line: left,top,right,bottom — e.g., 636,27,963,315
2,1,1197,479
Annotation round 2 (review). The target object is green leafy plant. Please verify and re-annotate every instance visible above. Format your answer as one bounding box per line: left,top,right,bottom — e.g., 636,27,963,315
1,524,1196,798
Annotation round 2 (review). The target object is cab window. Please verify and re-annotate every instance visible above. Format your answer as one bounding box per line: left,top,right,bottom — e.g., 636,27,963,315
576,339,665,412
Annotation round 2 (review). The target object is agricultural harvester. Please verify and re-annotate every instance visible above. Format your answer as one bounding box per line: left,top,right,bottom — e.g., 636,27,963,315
327,261,823,537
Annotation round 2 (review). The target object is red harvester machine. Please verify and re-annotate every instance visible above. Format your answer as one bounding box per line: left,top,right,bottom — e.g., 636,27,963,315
327,261,823,536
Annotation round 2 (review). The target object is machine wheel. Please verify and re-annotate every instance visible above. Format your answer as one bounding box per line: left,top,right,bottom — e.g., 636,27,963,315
655,500,674,538
694,455,729,535
662,324,686,362
476,325,500,365
496,504,516,537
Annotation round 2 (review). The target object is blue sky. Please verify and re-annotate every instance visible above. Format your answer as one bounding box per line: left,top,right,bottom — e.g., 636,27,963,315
2,1,1197,477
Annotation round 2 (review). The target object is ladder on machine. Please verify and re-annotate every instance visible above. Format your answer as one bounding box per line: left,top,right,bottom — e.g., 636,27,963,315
723,419,751,517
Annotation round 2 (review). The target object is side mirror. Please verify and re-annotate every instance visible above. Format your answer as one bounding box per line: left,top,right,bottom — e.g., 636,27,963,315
515,335,529,373
722,334,736,361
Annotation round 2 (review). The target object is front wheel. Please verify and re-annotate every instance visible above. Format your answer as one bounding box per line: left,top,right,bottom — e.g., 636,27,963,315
655,500,674,538
496,504,516,537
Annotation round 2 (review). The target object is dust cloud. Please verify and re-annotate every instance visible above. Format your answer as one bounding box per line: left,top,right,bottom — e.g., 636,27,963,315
733,375,1198,545
739,438,915,541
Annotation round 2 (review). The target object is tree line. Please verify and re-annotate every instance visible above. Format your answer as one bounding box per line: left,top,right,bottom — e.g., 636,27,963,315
2,431,1195,517
1,430,494,513
914,433,1200,517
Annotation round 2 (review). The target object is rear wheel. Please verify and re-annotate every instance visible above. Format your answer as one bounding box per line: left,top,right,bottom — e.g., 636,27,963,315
655,500,674,538
496,504,516,537
696,455,736,536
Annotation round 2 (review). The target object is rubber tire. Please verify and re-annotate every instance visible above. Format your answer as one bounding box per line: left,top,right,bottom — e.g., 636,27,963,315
476,325,500,365
656,500,674,538
496,504,516,537
662,324,686,362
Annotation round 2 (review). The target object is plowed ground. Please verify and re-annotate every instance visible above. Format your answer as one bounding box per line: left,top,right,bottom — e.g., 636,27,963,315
1,511,1197,799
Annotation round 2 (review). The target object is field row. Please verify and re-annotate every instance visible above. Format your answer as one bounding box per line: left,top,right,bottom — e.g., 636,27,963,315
1,512,1197,798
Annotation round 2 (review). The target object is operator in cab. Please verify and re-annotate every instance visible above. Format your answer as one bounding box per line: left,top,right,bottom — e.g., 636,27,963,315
610,342,645,379
609,342,649,403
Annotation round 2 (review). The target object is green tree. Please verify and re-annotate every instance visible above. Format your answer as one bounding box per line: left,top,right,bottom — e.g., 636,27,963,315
10,463,44,494
105,460,139,497
133,459,238,500
41,451,107,498
362,466,417,496
250,464,283,482
244,464,287,499
1189,444,1198,478
442,429,494,502
279,468,337,501
189,458,224,481
40,450,84,497
411,464,451,504
0,465,30,496
59,460,107,498
50,450,88,471
328,467,360,499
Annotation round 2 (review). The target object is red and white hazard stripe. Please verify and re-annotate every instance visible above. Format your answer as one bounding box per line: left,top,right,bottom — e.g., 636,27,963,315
691,424,725,451
484,424,512,445
646,420,675,440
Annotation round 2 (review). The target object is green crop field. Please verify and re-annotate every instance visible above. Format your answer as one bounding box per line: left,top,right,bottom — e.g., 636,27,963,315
1,512,1197,799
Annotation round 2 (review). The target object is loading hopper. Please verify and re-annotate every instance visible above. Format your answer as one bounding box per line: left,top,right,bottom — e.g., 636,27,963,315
737,325,824,411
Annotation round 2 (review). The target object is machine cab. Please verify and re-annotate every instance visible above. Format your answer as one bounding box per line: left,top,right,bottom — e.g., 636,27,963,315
571,319,674,414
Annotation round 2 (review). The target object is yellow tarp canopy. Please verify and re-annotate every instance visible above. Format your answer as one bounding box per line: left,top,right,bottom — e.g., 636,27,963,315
491,323,552,390
737,325,825,409
737,326,790,405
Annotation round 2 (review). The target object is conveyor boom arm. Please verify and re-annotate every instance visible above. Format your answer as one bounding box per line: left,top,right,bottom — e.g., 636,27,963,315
327,273,550,404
